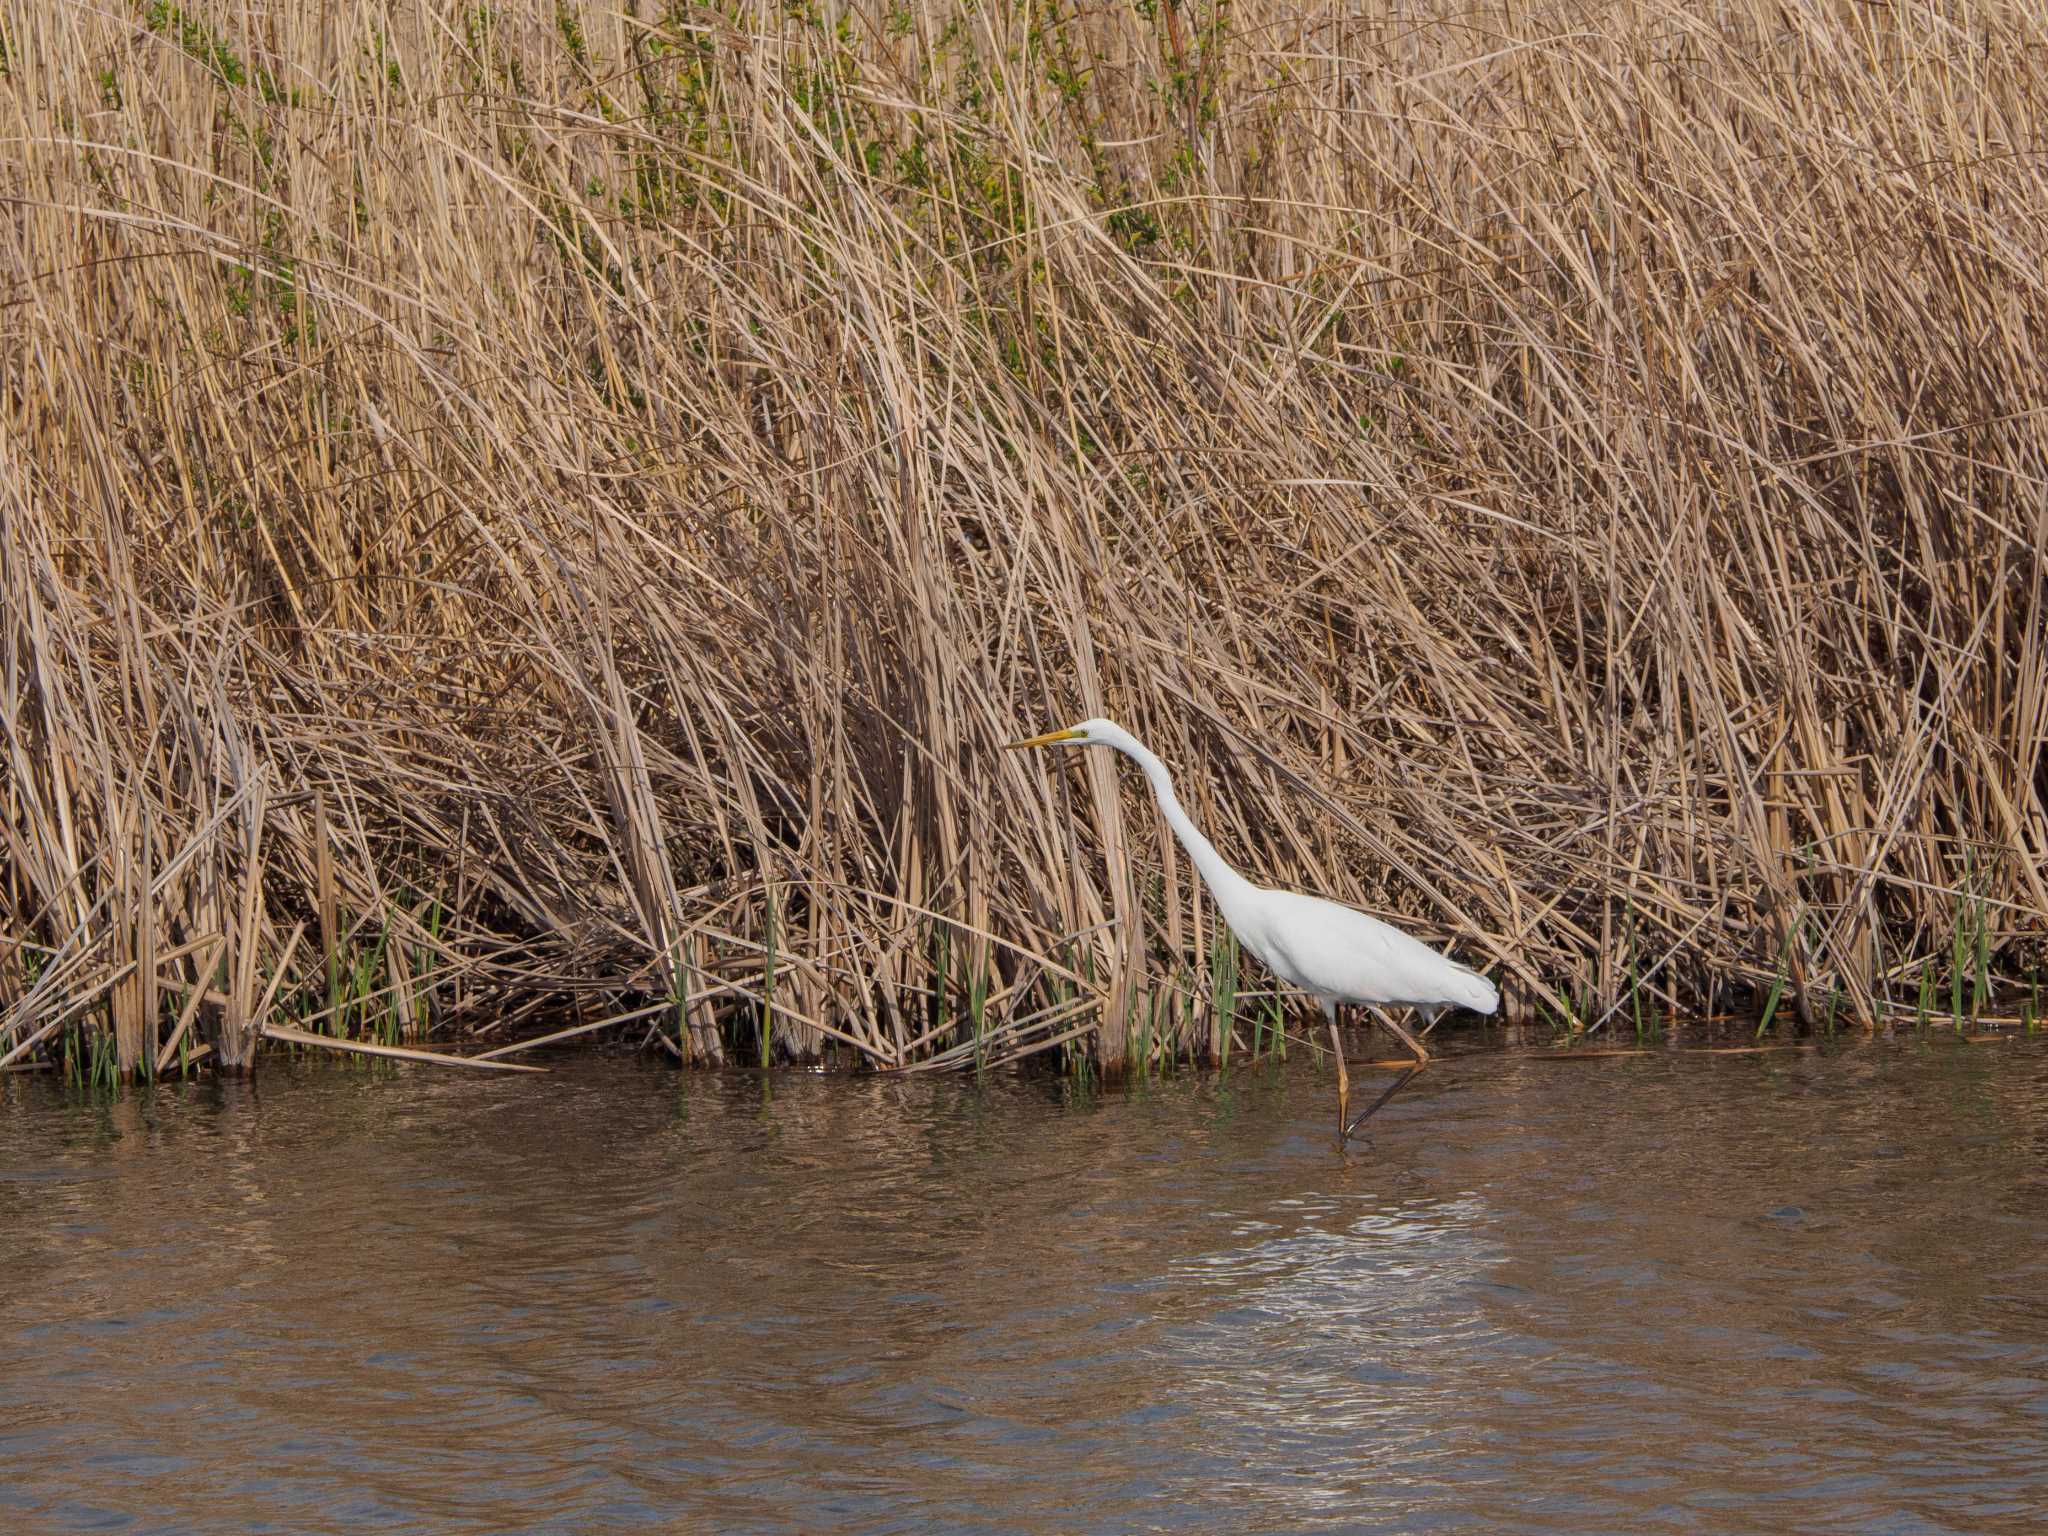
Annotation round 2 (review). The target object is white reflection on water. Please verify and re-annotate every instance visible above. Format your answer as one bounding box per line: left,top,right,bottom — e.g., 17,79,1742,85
1153,1191,1507,1522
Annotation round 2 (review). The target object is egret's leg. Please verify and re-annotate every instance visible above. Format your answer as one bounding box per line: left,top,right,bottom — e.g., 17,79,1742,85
1343,1065,1423,1138
1380,1009,1431,1067
1324,999,1350,1141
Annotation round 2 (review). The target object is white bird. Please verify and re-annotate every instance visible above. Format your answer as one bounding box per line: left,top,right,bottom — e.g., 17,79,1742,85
1008,718,1497,1116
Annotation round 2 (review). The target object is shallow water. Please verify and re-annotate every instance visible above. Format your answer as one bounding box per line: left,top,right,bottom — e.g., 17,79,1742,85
3,1036,2046,1534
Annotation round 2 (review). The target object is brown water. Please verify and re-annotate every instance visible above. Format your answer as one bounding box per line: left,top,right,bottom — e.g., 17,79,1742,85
3,1038,2047,1534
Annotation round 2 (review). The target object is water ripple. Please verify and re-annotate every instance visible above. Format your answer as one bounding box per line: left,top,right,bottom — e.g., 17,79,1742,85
1,1042,2046,1532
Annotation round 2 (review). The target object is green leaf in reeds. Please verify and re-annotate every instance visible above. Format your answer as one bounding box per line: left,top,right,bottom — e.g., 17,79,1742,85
1951,852,1972,1029
1539,990,1574,1042
362,915,390,1043
671,934,692,1056
1756,912,1805,1039
969,967,989,1076
1972,887,1990,1022
1210,930,1238,1069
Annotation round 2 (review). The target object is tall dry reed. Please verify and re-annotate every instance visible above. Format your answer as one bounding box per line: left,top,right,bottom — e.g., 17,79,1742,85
3,0,2043,1075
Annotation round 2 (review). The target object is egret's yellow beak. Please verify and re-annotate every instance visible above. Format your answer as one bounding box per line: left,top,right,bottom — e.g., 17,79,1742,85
1005,727,1085,750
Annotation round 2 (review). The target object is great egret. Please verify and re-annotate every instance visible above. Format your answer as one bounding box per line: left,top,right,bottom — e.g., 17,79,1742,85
1007,718,1497,1125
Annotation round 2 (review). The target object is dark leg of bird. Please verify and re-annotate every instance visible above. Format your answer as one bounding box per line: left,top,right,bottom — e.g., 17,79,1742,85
1342,1065,1421,1139
1324,1000,1349,1141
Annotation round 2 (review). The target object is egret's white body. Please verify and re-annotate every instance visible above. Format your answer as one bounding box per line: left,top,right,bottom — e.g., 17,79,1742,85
1008,718,1496,1066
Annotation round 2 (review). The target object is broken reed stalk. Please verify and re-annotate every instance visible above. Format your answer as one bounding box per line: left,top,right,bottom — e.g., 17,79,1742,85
0,0,2043,1079
261,1023,547,1075
155,936,225,1076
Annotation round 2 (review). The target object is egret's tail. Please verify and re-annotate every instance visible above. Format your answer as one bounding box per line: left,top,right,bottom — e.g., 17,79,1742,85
1451,966,1499,1016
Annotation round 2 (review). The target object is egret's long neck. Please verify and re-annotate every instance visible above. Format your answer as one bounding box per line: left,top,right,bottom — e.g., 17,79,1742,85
1115,739,1255,912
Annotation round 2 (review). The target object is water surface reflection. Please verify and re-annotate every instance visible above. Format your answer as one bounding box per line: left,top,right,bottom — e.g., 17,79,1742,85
3,1040,2045,1532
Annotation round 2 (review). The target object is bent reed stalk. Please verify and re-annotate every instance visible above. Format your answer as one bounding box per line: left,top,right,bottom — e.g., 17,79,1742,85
2,0,2044,1078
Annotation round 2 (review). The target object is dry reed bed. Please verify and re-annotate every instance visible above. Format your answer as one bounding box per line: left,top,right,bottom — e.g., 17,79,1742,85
1,0,2043,1079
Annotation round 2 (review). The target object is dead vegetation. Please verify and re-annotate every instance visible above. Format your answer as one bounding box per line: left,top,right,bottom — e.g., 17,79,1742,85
2,0,2044,1080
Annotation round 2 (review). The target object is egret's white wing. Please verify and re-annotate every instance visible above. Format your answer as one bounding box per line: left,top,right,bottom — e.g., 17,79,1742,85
1245,889,1495,1012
